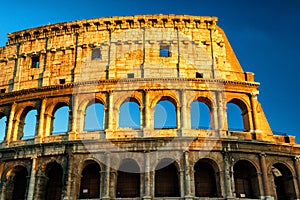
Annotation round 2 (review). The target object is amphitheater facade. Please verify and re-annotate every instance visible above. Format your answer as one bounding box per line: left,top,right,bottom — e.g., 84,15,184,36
0,14,299,200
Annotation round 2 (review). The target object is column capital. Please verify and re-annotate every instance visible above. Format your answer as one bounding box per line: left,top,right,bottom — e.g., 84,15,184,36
294,155,300,161
259,153,266,157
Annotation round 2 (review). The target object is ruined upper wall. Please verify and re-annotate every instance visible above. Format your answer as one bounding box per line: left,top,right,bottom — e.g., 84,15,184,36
0,15,253,92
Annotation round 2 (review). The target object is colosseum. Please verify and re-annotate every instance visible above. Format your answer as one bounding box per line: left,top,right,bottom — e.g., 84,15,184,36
0,14,299,200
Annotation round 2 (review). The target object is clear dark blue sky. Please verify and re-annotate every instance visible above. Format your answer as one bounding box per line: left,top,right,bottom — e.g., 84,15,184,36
1,0,299,142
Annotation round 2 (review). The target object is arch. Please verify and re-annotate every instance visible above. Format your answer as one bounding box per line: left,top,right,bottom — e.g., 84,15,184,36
194,159,218,197
233,160,260,198
22,109,38,139
154,97,177,129
116,158,140,198
272,162,296,200
4,165,28,200
155,158,180,197
227,98,250,131
44,162,63,200
0,113,7,142
79,160,101,199
190,100,211,129
52,103,70,135
84,102,105,131
119,98,140,129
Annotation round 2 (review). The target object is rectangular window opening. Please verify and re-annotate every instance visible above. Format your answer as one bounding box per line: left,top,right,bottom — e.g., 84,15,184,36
127,73,134,78
31,56,40,68
59,79,66,84
0,89,6,93
91,48,102,60
196,72,203,78
160,44,170,57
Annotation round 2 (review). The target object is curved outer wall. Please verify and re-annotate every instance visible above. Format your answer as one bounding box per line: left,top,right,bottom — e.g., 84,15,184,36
0,15,298,200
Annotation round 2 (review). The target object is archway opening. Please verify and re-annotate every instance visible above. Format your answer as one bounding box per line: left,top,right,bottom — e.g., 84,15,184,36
52,104,69,135
22,109,37,139
194,160,217,197
190,101,211,129
8,166,28,200
80,161,101,199
0,114,7,142
154,99,177,129
45,162,63,200
227,102,246,131
233,160,260,198
155,158,179,197
84,102,104,131
119,100,140,129
272,163,296,200
116,158,140,198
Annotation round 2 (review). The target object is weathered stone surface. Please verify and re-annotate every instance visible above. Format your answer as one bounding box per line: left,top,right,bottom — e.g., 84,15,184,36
0,14,298,200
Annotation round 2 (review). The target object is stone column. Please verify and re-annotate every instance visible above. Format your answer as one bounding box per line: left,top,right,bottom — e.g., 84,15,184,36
179,169,185,198
184,151,193,199
108,91,114,130
37,98,47,140
143,90,152,137
69,95,78,140
294,156,300,199
180,90,190,136
143,152,151,199
259,153,272,198
27,156,38,200
223,152,234,198
105,91,114,138
250,92,263,139
216,91,227,137
102,153,111,199
6,102,17,144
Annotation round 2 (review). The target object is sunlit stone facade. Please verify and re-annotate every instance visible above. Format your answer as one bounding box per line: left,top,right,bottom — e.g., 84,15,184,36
0,14,299,200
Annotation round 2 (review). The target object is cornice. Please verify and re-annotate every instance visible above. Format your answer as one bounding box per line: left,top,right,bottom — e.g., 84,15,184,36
6,14,218,46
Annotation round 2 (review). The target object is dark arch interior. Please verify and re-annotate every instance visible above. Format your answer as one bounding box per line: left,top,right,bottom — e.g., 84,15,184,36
116,159,140,198
194,160,217,197
80,162,101,199
272,163,296,200
155,159,179,197
233,160,260,198
45,162,63,200
11,166,28,200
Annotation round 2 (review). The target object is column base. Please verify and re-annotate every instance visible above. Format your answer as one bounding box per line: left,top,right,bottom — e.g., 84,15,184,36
102,196,110,200
184,195,194,200
143,196,152,200
259,196,274,200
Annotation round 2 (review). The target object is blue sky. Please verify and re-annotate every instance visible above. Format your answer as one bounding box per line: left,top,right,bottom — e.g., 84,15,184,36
0,0,299,142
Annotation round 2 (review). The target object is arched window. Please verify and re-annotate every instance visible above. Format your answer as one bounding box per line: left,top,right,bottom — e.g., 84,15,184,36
272,163,296,200
45,162,63,200
23,109,37,139
233,160,260,198
194,160,217,197
155,159,179,197
84,103,104,131
227,102,244,131
119,100,140,129
52,105,69,135
80,161,100,199
154,99,177,129
116,159,140,198
190,101,211,129
5,166,28,200
0,114,7,142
